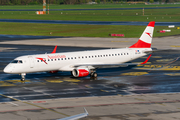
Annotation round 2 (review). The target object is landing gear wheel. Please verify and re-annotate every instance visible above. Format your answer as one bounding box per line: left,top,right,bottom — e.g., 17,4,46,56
93,73,97,78
21,78,25,82
90,72,97,78
20,73,26,82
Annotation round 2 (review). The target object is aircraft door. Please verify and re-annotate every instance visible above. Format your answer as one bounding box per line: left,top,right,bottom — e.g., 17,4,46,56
28,56,35,68
130,49,134,60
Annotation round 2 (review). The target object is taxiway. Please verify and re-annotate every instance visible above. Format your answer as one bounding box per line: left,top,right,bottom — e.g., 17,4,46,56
1,36,180,119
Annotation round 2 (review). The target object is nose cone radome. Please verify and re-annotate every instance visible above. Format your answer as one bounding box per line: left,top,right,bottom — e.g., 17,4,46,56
3,65,12,73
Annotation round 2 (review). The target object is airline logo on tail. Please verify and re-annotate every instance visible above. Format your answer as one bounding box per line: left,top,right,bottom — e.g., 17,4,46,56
129,21,155,48
145,32,152,38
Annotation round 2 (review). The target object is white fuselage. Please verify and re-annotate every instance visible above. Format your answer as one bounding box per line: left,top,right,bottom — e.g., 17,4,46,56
4,48,151,74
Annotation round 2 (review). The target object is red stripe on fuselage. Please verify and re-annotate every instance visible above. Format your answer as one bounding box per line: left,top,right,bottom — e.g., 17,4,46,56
129,39,151,48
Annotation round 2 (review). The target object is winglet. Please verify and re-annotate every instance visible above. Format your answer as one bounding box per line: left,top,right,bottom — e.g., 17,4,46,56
141,54,152,65
84,107,88,115
51,45,57,54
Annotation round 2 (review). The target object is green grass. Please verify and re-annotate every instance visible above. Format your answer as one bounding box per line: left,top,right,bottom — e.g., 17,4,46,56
0,4,180,9
0,4,180,22
0,4,179,38
0,8,180,22
0,22,179,38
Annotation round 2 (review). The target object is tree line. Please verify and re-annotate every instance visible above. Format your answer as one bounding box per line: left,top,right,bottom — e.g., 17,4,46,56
0,0,179,5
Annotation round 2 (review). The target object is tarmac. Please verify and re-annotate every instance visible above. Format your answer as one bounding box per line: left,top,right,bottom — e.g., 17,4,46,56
0,93,180,120
1,36,180,120
1,36,180,50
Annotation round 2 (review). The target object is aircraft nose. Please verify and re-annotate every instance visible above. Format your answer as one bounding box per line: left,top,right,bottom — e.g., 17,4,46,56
3,65,12,73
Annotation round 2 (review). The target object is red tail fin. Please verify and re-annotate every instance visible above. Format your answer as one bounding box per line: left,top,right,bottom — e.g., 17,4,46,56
129,21,155,48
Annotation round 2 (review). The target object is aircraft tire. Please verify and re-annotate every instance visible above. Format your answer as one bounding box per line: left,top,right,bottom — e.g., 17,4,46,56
90,72,97,78
93,73,97,78
21,78,25,81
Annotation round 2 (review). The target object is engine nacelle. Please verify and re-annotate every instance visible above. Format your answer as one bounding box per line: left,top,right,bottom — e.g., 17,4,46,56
49,70,58,73
72,69,89,77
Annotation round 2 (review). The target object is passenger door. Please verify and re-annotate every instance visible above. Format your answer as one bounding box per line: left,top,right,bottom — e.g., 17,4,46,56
28,56,35,68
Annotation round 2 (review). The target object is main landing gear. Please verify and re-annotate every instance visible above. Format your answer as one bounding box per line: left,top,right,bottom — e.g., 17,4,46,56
90,69,97,78
20,73,26,82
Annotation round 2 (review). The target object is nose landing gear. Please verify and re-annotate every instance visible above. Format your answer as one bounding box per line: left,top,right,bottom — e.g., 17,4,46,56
20,73,26,81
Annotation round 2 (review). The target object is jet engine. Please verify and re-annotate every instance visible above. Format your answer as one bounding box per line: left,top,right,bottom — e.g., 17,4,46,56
49,70,58,73
72,69,89,77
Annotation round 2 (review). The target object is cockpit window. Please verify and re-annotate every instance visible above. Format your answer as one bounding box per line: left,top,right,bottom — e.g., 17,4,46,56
11,60,23,64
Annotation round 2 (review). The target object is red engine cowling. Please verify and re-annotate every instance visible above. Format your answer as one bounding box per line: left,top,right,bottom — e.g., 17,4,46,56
49,70,58,73
72,69,89,77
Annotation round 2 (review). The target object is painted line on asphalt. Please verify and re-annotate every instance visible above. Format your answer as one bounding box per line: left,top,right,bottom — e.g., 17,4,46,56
0,94,69,117
121,72,149,76
1,99,180,113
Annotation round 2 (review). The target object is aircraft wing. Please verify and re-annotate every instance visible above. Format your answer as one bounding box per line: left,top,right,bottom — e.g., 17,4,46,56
73,54,152,68
57,108,88,120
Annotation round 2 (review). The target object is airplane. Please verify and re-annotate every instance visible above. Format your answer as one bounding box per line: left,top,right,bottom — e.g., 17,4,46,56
4,21,155,81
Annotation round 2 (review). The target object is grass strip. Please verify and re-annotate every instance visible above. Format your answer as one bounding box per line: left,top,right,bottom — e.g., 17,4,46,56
0,22,179,38
0,4,180,9
0,8,179,22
